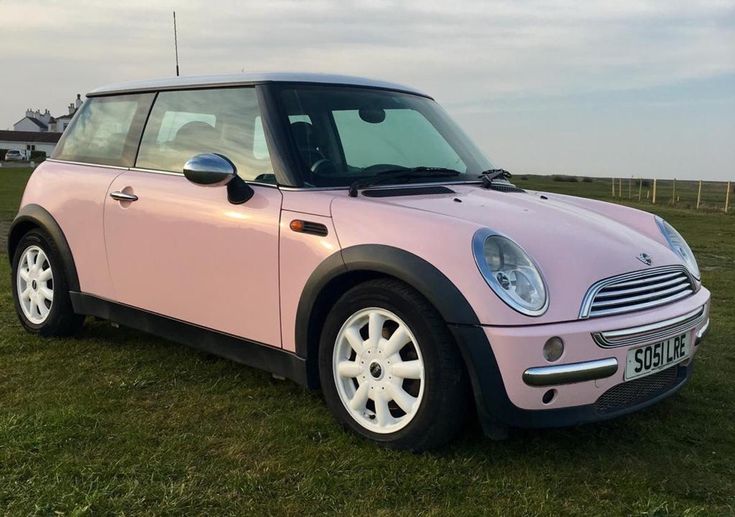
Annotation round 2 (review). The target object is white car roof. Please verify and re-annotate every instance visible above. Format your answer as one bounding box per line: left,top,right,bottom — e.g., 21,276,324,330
87,72,429,98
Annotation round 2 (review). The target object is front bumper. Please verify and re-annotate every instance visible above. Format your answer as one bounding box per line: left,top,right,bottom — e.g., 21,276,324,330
449,286,710,431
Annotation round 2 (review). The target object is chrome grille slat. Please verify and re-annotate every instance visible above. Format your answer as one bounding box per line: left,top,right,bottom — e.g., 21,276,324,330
592,282,691,308
580,266,696,319
594,276,690,299
588,289,693,317
602,271,681,289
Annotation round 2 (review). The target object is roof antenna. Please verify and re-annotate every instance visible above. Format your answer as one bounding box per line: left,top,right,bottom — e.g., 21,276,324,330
173,11,180,77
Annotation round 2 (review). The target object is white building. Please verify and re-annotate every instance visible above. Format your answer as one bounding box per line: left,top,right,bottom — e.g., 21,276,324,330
13,94,83,133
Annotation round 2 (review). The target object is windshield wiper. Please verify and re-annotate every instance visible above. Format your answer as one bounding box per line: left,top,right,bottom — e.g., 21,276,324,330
348,167,462,197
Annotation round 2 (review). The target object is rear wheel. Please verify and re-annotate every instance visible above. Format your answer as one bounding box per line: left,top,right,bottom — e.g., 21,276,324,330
319,278,469,451
11,229,84,336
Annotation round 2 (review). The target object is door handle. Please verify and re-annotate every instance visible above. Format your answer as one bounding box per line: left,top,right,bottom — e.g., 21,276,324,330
110,191,138,202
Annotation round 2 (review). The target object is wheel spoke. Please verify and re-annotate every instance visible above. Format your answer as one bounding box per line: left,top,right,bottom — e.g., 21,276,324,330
37,299,50,318
382,325,411,357
390,359,423,379
387,384,418,414
349,382,369,411
21,287,32,299
29,299,37,318
38,268,53,281
368,312,385,347
337,360,363,379
344,326,364,356
39,287,54,301
373,391,392,427
19,269,30,282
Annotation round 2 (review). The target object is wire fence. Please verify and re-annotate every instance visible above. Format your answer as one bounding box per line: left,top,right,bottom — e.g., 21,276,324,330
611,178,732,212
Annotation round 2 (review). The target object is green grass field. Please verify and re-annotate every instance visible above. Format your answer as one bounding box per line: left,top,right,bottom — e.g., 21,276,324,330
1,168,733,515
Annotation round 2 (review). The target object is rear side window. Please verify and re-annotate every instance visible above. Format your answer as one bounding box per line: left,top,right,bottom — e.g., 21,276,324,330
136,87,273,181
52,94,154,167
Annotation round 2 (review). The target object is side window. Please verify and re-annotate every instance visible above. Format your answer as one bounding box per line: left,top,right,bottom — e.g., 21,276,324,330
52,93,154,166
136,87,274,181
332,109,465,171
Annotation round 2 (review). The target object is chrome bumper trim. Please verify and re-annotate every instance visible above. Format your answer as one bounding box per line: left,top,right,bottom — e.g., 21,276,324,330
523,357,618,387
593,306,707,348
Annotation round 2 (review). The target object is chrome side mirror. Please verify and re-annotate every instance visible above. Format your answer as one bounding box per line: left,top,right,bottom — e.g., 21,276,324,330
183,153,237,186
182,153,254,204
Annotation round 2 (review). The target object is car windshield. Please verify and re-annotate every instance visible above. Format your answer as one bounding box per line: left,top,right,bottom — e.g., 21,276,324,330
277,85,493,188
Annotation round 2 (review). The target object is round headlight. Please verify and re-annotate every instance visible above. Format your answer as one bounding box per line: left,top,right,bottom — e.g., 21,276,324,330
472,229,548,316
655,217,700,279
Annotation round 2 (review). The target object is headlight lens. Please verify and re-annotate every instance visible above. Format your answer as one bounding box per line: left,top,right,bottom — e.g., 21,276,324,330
472,230,548,316
655,216,700,279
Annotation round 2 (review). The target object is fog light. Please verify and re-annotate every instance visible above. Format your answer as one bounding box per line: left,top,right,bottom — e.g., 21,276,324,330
543,337,564,362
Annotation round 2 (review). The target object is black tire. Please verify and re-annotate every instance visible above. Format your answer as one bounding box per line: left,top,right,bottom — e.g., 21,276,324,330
319,278,469,451
11,229,84,336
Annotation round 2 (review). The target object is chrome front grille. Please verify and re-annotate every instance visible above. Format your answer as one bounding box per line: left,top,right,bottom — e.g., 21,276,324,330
580,266,696,319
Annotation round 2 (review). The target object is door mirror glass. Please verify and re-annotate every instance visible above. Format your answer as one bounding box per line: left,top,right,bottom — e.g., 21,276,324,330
183,153,237,186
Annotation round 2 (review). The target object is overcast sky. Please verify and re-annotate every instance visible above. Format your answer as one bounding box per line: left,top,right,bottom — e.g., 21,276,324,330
1,0,733,180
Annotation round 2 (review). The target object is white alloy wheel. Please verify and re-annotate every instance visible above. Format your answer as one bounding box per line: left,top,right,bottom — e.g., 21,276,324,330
332,307,425,434
16,245,54,324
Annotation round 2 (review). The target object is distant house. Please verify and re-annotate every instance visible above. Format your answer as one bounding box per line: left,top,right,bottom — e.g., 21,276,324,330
12,94,83,133
3,94,82,159
0,130,61,158
14,111,51,132
49,113,75,133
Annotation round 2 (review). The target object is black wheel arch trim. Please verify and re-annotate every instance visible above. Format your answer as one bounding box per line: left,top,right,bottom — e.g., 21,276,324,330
7,204,80,292
295,244,481,351
295,243,486,391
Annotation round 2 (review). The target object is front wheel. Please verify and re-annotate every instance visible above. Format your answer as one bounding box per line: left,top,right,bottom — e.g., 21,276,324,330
11,229,84,336
319,279,469,451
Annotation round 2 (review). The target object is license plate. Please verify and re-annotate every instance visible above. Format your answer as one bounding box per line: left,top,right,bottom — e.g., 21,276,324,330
625,333,690,380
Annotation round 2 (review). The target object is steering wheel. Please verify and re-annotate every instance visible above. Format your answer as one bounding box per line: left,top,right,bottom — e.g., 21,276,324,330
311,158,337,176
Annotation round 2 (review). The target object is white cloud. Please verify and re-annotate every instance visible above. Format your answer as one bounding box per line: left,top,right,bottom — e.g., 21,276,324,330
1,0,733,178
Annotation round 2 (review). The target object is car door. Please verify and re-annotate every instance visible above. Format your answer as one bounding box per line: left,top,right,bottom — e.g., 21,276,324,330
103,86,283,347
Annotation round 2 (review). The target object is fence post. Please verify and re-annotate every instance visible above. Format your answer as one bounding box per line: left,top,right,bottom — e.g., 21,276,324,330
672,178,676,205
619,178,622,198
611,177,615,197
638,178,643,201
628,177,632,198
696,180,702,209
726,181,731,213
652,179,657,204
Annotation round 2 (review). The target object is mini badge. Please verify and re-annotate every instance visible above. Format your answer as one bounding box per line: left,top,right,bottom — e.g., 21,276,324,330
637,253,653,266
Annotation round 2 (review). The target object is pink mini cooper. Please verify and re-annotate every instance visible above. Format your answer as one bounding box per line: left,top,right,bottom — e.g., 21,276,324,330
9,73,710,450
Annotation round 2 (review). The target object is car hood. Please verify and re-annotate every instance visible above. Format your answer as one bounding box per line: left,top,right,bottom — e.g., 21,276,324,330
369,184,678,271
351,184,689,321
